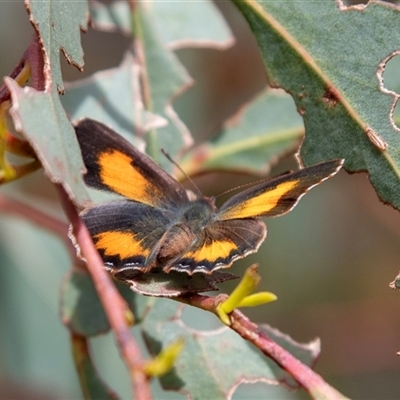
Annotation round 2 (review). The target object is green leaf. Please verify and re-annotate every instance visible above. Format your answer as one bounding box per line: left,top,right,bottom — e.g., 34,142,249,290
27,0,88,92
88,0,130,34
134,6,193,169
62,53,165,149
142,300,320,399
382,55,400,126
147,1,233,50
114,269,237,298
89,0,233,49
60,268,136,336
67,4,195,171
6,80,89,205
181,89,303,176
233,0,400,210
71,334,120,400
61,269,110,336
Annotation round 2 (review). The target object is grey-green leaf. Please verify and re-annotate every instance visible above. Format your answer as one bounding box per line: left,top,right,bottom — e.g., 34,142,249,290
7,79,89,206
60,269,137,336
89,0,233,50
233,0,400,210
61,269,110,336
27,0,88,92
142,300,320,399
181,88,303,176
62,53,165,149
72,334,120,400
114,269,237,298
135,7,193,169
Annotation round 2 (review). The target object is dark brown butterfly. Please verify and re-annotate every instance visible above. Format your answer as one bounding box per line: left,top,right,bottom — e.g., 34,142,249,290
74,118,343,275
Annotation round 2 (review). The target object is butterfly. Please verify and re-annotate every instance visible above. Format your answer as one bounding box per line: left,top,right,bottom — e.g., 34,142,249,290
74,118,343,276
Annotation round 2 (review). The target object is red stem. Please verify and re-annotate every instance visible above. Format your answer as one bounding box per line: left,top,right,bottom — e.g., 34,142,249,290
0,34,44,103
0,194,75,259
179,294,349,400
57,185,152,400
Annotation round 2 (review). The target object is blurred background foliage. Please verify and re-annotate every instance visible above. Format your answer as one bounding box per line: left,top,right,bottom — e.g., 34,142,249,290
1,1,400,399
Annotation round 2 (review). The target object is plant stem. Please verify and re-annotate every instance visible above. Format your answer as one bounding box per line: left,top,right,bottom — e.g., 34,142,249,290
0,194,74,258
178,293,349,400
58,185,152,400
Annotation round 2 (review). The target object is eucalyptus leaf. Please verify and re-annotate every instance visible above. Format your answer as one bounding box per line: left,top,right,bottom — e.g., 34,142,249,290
6,80,89,206
71,334,120,400
382,54,400,126
61,269,110,336
63,52,165,150
60,268,137,336
182,88,303,175
89,0,233,50
114,269,237,298
134,7,193,169
142,300,320,399
233,0,400,210
27,0,88,92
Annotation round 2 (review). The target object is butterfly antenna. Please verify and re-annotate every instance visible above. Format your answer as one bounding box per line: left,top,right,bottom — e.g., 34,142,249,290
214,170,292,199
161,149,202,196
214,180,264,199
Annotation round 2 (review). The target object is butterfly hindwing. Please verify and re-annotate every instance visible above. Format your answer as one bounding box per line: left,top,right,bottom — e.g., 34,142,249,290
217,159,343,220
167,219,266,274
81,200,175,271
75,118,189,209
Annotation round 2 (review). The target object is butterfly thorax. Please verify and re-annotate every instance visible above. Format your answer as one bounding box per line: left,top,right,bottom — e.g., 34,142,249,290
181,197,216,227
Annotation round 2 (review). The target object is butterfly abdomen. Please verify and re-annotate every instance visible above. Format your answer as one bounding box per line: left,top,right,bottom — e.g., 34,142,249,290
157,224,196,265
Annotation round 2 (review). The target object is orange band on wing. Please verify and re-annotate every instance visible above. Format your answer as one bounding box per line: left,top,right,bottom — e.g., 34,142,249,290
99,150,161,205
94,231,150,259
185,239,237,262
221,179,299,219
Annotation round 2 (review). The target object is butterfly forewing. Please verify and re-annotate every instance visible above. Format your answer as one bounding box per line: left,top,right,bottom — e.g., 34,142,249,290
75,119,189,209
217,159,343,220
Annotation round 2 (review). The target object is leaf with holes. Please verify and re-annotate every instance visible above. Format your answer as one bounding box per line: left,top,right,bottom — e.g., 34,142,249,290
142,300,320,399
26,0,88,92
233,0,400,210
114,269,237,298
6,79,89,205
382,54,400,126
